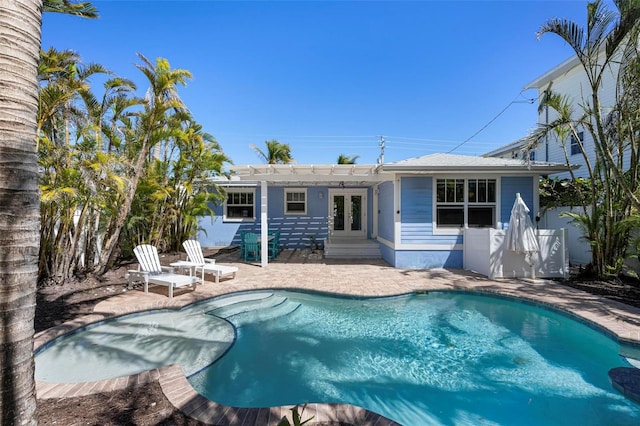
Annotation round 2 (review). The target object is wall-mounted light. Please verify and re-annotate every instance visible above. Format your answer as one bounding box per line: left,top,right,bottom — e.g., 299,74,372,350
318,191,324,199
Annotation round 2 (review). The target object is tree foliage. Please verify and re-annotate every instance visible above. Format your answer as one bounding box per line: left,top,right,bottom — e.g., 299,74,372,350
337,154,359,164
250,139,294,164
524,0,640,277
37,49,230,282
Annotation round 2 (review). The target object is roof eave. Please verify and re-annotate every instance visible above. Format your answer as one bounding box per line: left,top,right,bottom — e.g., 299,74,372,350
382,165,574,174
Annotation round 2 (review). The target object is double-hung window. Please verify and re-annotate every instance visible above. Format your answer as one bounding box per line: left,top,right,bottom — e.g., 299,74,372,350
285,189,307,215
436,178,496,229
224,188,255,221
570,131,584,156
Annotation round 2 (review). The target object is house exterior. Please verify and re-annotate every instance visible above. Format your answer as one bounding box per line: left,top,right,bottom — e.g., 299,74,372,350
510,53,618,179
198,153,569,270
486,52,619,266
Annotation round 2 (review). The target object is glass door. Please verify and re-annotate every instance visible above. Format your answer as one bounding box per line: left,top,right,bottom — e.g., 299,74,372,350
329,189,366,239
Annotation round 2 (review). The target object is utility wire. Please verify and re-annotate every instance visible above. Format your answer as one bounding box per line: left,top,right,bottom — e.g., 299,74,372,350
447,94,535,154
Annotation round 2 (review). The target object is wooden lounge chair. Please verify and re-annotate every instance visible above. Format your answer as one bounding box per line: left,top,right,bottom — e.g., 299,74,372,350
182,239,239,283
129,244,199,298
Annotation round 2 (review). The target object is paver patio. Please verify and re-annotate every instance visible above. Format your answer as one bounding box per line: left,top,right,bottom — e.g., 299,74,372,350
34,249,640,425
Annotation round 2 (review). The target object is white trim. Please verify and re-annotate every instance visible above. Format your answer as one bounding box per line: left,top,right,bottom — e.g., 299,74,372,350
328,188,367,239
260,181,268,267
431,175,500,234
284,188,307,215
372,184,379,239
394,177,401,245
223,187,256,222
377,236,393,249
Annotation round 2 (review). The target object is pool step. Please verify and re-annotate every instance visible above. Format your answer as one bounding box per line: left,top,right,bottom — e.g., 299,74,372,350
197,291,275,314
207,293,284,318
228,298,301,327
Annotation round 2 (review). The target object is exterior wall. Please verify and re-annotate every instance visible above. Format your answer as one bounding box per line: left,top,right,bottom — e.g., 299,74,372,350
198,185,375,250
198,185,330,249
534,59,618,179
198,174,541,270
500,176,535,227
377,181,395,243
386,175,536,269
393,250,463,269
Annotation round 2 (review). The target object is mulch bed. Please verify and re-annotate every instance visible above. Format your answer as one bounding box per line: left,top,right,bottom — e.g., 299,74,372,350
34,263,640,425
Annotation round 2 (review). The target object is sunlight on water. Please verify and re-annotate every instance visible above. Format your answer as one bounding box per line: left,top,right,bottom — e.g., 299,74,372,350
189,291,640,426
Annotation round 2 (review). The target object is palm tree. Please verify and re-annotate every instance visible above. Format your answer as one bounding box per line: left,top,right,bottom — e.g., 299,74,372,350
44,0,97,16
337,154,359,164
95,54,192,274
524,0,640,277
250,139,294,164
0,1,97,423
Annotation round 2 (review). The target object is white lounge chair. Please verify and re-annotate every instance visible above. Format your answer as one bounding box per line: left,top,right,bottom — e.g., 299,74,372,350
182,239,239,283
129,244,199,298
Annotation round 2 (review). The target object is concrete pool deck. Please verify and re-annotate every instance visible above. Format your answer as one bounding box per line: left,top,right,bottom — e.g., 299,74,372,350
34,249,640,425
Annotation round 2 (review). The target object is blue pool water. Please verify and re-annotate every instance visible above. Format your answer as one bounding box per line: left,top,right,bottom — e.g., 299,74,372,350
189,291,640,426
35,290,640,425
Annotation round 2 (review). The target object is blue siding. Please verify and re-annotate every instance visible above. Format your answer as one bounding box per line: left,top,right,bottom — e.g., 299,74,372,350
199,185,378,249
394,250,463,269
378,181,394,242
398,177,463,245
501,176,535,228
198,172,540,269
400,177,432,244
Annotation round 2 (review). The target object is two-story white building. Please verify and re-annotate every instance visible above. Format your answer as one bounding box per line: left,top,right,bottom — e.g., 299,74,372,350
487,51,622,266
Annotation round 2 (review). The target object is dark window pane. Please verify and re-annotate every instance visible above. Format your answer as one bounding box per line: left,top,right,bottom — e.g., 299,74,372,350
446,181,455,202
468,180,476,203
287,202,305,213
488,180,496,202
437,180,445,202
455,180,464,202
228,206,253,218
468,207,494,228
478,180,487,203
437,207,464,227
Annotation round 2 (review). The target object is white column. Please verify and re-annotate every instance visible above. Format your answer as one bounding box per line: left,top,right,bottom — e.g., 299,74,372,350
261,180,268,267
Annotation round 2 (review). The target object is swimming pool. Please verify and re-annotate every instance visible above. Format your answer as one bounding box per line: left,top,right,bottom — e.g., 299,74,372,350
36,290,640,425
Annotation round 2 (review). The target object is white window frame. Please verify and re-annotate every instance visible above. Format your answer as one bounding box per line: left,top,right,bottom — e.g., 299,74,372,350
433,177,498,234
570,131,584,156
284,188,307,215
224,188,256,222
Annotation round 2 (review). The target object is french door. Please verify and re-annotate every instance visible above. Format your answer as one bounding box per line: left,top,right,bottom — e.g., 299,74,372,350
329,189,367,239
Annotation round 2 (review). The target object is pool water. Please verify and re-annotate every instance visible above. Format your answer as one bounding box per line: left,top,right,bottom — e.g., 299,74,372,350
188,291,640,426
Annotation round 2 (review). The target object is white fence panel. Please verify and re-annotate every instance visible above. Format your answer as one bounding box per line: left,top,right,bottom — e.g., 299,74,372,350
464,228,569,279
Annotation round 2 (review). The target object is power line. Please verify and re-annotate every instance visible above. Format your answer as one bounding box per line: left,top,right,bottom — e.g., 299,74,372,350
447,94,534,154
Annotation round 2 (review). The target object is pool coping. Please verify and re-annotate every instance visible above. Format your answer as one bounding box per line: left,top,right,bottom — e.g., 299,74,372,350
33,265,640,425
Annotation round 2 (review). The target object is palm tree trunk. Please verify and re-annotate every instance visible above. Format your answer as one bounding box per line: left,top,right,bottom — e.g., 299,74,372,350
96,139,149,274
0,1,42,424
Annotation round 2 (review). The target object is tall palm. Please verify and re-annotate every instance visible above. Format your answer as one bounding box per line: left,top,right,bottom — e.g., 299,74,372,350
0,1,97,423
337,154,359,164
525,0,640,276
250,139,294,164
96,54,192,274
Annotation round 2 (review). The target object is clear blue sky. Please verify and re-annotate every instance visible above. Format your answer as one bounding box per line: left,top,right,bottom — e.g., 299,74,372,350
41,0,598,166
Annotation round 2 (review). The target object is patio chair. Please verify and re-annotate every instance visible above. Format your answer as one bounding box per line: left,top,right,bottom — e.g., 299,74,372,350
243,232,260,261
182,239,239,283
128,244,199,298
268,230,281,259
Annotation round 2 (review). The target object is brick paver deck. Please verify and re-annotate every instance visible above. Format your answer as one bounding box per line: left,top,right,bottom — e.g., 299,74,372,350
34,249,640,425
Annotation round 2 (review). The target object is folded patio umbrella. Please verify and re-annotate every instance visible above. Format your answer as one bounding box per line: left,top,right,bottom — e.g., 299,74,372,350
506,193,540,278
